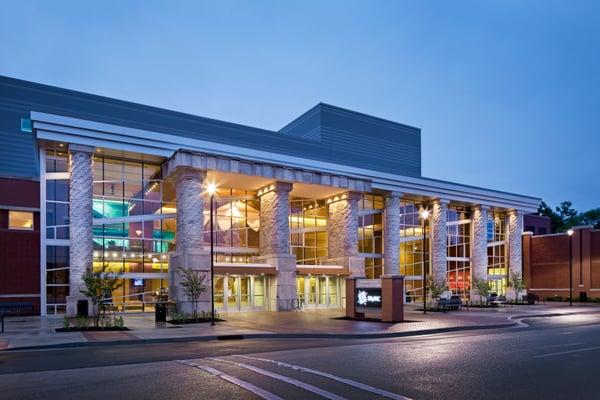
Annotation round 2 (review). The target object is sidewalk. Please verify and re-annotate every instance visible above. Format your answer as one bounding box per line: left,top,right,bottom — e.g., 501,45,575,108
1,303,599,351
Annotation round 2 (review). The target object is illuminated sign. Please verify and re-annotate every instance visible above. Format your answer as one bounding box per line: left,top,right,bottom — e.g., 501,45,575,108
355,288,382,310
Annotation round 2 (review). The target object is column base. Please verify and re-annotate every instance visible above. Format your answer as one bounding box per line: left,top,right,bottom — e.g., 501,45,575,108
260,254,297,311
66,295,93,317
324,256,365,277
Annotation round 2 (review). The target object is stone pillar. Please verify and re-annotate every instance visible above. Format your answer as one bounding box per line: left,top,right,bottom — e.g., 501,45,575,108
383,192,402,275
169,167,211,315
327,191,365,277
470,205,489,300
507,209,524,277
67,145,95,316
257,182,296,311
431,199,449,285
471,205,489,281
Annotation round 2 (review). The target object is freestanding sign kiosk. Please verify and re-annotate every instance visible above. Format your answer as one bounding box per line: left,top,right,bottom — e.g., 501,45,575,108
345,275,404,322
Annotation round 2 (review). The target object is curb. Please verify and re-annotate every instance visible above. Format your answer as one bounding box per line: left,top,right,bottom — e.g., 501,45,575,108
3,322,517,352
4,309,597,352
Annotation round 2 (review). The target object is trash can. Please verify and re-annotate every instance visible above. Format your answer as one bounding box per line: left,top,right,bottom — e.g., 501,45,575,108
77,300,88,317
155,302,167,323
580,292,588,303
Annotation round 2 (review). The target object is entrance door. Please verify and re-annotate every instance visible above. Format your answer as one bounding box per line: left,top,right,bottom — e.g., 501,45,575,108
239,276,251,310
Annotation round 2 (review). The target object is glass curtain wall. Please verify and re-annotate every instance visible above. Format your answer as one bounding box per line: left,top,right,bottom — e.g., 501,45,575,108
92,156,173,311
447,206,472,297
202,188,260,263
399,200,429,301
358,194,384,278
487,211,507,294
289,198,327,264
44,148,70,315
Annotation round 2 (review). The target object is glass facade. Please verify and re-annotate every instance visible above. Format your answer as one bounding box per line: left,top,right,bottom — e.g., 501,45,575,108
296,276,345,308
358,194,384,278
487,211,507,294
44,148,70,314
289,198,327,264
399,201,429,301
214,275,269,312
92,156,172,311
447,206,471,296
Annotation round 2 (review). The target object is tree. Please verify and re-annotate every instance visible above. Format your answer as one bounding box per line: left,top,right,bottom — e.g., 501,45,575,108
426,276,447,309
80,264,123,327
579,208,600,229
538,201,579,233
472,278,491,305
508,272,527,303
177,267,208,319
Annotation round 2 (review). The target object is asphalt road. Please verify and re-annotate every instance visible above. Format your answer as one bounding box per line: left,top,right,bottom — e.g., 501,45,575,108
1,313,600,399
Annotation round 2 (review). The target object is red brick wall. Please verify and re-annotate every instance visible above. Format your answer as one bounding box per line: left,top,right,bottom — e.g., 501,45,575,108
524,227,600,300
0,178,41,314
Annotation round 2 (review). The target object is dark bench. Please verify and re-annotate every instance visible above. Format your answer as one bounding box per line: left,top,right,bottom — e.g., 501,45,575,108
437,297,462,311
0,302,34,333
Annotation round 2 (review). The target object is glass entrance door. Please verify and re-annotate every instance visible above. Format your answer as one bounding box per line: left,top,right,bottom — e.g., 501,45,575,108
216,275,268,312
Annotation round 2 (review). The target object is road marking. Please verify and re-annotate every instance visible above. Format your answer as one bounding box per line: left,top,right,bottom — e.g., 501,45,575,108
176,360,284,400
534,346,600,358
235,354,411,400
208,357,347,400
536,342,584,350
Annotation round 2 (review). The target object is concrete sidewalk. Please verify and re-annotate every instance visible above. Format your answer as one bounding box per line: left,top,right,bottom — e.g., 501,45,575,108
1,303,599,351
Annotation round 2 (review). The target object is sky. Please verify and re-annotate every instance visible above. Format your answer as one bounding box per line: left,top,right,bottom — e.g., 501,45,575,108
1,0,598,210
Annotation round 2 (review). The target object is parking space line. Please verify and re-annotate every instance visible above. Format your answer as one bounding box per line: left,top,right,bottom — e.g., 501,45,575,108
534,346,600,358
176,360,284,400
208,357,347,400
235,354,411,400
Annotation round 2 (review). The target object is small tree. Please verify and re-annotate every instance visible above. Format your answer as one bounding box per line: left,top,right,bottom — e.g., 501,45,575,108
472,278,491,305
508,272,527,303
177,267,208,319
426,276,448,309
80,264,123,327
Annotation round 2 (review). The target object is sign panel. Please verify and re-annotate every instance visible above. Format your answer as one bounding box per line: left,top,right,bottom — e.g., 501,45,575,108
355,288,382,310
356,279,381,289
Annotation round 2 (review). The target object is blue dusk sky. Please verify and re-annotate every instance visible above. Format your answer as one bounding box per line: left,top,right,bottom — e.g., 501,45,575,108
1,1,598,210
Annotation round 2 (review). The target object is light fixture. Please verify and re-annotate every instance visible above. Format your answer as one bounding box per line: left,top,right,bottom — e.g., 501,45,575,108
567,229,574,236
420,209,430,219
135,230,142,236
206,182,217,195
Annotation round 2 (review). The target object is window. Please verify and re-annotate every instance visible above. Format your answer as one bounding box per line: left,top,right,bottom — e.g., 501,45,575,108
9,211,34,230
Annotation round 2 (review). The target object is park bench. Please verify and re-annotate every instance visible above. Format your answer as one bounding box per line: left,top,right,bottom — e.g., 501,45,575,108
437,296,462,311
0,302,34,333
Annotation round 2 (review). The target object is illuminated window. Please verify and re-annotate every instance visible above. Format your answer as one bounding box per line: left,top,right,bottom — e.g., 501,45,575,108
9,211,34,230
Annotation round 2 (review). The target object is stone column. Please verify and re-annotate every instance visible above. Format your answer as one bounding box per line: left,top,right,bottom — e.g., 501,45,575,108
507,209,524,277
431,199,449,285
471,205,489,300
327,191,365,277
66,144,95,317
383,192,402,275
169,167,211,315
257,182,296,311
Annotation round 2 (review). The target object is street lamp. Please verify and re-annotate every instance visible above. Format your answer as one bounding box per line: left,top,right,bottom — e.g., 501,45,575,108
567,229,574,307
206,182,217,325
420,209,430,314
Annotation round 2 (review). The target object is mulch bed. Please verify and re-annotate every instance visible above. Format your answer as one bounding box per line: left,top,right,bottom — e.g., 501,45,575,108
56,327,130,332
168,318,225,325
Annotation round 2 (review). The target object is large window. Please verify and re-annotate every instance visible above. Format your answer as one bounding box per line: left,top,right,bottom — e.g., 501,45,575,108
447,206,471,296
358,194,383,278
205,189,260,263
8,211,34,230
399,201,429,301
44,148,70,315
290,197,327,264
487,212,507,294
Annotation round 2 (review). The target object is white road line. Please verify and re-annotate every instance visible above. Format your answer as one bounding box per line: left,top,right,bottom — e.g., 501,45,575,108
176,360,284,400
208,357,347,400
235,354,411,400
534,346,600,358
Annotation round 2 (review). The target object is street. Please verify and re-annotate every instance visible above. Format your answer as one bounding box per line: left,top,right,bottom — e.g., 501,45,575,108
1,313,600,399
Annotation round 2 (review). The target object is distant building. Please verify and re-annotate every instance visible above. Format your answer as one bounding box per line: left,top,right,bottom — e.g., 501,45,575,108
524,214,551,235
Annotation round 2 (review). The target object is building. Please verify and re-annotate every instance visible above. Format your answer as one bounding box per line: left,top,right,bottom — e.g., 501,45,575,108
0,76,540,316
524,214,551,236
523,226,600,300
